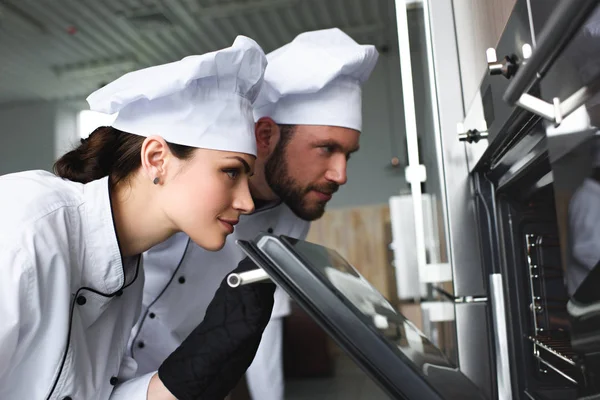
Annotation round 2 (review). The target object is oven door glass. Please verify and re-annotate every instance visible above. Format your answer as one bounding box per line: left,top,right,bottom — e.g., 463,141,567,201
236,234,486,400
542,3,600,297
542,8,600,393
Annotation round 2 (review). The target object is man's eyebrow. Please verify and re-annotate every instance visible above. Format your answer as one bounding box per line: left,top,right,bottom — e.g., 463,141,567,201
313,140,359,154
225,156,251,173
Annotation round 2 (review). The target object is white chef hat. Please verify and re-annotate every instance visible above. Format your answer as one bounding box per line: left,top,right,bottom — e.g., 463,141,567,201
86,36,267,156
252,28,379,132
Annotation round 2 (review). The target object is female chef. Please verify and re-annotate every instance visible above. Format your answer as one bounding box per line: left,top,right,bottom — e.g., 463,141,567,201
0,36,273,400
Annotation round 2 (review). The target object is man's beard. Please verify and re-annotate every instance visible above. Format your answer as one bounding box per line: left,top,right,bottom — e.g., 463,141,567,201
264,143,338,221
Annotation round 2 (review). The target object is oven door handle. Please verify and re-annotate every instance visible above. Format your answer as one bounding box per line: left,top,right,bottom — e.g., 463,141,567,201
504,0,597,105
503,0,600,125
490,273,513,400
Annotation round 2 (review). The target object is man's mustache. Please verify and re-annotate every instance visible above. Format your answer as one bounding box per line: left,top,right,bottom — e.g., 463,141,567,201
307,182,339,196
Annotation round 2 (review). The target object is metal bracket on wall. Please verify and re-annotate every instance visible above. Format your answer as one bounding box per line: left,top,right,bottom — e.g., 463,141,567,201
404,164,427,184
454,296,488,304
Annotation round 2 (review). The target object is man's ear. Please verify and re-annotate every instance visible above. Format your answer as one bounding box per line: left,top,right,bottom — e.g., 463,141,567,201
255,117,280,157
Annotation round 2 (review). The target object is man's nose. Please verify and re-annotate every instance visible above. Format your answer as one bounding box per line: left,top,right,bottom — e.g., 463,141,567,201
325,156,348,185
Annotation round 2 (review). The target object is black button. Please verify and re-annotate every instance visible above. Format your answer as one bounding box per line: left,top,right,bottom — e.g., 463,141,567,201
76,295,87,305
178,276,186,284
63,397,72,400
149,312,156,319
137,341,145,348
110,376,118,385
115,290,123,297
267,227,274,233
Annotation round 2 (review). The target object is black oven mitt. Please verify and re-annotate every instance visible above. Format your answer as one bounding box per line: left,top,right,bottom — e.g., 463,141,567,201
157,257,275,400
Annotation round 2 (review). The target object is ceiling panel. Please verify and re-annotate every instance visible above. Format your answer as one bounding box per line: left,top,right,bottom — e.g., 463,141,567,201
0,0,397,105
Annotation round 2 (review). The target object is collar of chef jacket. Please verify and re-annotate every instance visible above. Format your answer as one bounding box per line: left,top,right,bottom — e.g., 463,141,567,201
79,175,137,294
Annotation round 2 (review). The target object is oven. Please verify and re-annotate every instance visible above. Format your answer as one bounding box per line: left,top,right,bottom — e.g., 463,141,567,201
230,0,600,398
461,0,600,398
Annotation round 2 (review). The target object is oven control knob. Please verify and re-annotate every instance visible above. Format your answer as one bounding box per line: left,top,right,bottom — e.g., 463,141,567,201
457,123,489,144
458,129,489,143
487,48,519,79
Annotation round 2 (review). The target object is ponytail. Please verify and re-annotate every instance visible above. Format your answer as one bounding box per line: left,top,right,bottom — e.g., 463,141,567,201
54,126,195,185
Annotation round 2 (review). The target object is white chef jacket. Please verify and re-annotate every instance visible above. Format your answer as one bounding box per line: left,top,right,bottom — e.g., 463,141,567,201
0,170,154,400
567,177,600,295
129,202,310,375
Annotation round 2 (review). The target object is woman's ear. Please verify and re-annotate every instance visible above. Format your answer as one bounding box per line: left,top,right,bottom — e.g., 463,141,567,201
255,117,280,157
140,136,170,183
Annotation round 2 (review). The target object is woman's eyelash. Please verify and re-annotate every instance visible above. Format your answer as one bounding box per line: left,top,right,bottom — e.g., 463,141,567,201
222,168,241,179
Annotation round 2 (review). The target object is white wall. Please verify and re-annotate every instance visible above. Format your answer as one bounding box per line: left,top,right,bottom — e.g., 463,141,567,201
0,102,56,175
0,101,80,175
54,105,80,160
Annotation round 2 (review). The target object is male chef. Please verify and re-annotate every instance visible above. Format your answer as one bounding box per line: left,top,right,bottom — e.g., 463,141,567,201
129,28,379,400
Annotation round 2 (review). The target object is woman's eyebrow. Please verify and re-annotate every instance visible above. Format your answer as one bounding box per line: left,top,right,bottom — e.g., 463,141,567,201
225,156,251,173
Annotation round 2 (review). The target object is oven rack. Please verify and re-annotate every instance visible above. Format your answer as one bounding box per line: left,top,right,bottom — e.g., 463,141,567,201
528,334,583,385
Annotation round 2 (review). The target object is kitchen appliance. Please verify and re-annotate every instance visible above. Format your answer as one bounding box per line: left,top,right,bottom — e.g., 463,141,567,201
460,0,600,398
237,233,488,400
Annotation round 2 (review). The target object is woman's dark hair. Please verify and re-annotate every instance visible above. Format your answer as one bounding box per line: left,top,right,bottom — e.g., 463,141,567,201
54,126,195,185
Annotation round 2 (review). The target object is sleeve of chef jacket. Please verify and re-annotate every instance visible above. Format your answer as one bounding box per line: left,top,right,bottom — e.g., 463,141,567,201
0,246,33,379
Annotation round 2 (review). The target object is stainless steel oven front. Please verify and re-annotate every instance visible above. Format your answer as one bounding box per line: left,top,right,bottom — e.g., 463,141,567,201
462,0,600,398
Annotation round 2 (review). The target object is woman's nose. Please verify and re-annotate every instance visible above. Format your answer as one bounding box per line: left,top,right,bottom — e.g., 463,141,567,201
233,182,255,215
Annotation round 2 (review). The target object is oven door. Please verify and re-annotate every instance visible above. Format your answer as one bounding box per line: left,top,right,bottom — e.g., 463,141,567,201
236,234,487,400
526,0,600,301
472,0,600,396
541,6,600,397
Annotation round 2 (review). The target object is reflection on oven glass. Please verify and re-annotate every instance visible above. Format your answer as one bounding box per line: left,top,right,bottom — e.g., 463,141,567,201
566,7,600,124
551,131,600,395
565,136,600,296
546,111,600,391
289,239,455,370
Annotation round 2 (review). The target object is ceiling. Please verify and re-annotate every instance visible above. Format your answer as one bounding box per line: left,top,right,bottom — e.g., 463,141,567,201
0,0,398,105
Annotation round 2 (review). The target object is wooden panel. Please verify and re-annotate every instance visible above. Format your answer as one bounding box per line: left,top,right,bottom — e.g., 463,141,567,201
305,203,396,357
305,203,397,303
453,0,517,108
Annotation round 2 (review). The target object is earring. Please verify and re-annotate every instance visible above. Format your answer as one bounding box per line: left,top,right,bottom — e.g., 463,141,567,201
153,177,159,185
